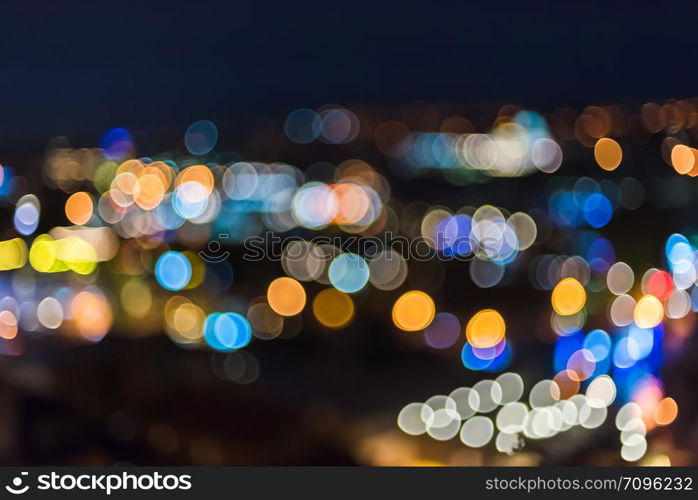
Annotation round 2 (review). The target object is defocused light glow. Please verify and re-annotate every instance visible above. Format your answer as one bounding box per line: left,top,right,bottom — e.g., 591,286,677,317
37,297,63,329
14,194,40,235
368,249,407,290
0,310,18,340
552,309,586,336
670,144,696,174
567,349,596,381
466,309,506,348
621,439,648,462
553,369,580,399
185,120,218,155
645,270,673,301
65,191,94,225
449,387,480,418
397,402,430,436
634,294,664,328
291,182,339,229
583,329,611,362
413,311,458,350
173,181,209,219
101,127,133,160
461,342,495,370
155,251,192,291
586,375,616,408
579,400,607,429
312,288,354,328
632,375,663,430
666,289,690,318
247,301,284,339
164,298,204,344
320,107,359,144
616,402,643,431
29,236,59,272
496,402,527,434
495,372,524,404
28,235,98,275
285,108,322,144
610,294,636,326
594,138,622,171
176,164,214,194
135,173,166,210
529,379,560,408
267,277,306,316
472,338,506,360
328,253,369,293
613,337,639,369
120,278,153,319
607,261,634,295
281,240,324,282
507,212,537,250
531,137,563,173
654,397,678,426
0,238,28,271
460,416,494,448
203,312,252,351
392,291,435,332
0,91,690,463
551,277,586,316
583,193,612,228
642,454,671,467
70,289,112,342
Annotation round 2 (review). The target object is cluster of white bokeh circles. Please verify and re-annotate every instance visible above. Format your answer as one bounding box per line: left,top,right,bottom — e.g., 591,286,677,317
397,373,524,452
397,373,644,460
615,402,648,462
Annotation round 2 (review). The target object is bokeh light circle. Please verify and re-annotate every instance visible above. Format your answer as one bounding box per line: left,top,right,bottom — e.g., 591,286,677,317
460,416,494,448
594,137,622,171
424,312,460,349
312,288,354,328
466,309,505,348
634,294,664,328
267,277,306,316
328,253,370,293
551,278,586,316
65,192,94,225
185,120,218,155
392,291,436,332
155,251,192,291
203,312,252,351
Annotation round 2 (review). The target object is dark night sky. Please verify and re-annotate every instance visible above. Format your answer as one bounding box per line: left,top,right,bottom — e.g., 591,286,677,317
1,0,697,149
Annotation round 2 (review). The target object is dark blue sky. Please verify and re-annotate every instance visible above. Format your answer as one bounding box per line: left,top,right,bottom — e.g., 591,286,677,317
1,0,697,149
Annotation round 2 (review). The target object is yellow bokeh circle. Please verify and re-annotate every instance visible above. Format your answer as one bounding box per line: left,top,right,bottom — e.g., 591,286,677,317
634,294,664,328
551,277,586,316
267,277,307,316
312,288,354,328
594,137,622,171
465,309,506,348
392,290,435,332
